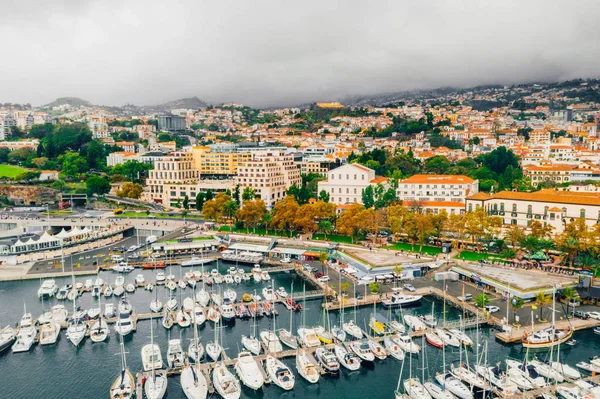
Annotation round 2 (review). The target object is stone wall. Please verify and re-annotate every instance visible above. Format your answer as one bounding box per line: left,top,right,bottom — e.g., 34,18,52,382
0,185,60,205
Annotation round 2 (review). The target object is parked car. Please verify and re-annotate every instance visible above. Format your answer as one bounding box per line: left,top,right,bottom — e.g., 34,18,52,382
457,293,473,302
280,257,292,263
318,276,330,283
586,311,600,320
484,305,500,313
315,273,324,279
403,284,416,292
575,310,590,320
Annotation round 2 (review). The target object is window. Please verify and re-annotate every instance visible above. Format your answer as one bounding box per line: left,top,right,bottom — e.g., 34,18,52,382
338,188,342,193
346,188,349,194
354,174,357,180
581,208,586,219
362,175,365,180
527,205,532,214
331,188,334,193
354,188,357,194
562,207,567,217
500,203,504,212
544,206,549,216
468,204,473,212
512,203,517,212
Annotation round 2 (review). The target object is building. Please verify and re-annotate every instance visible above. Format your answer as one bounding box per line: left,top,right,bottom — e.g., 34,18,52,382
317,163,388,205
397,175,478,203
0,113,16,140
523,163,575,186
158,115,187,132
298,159,342,176
192,145,252,177
142,151,199,204
234,150,301,207
161,180,235,208
466,189,600,233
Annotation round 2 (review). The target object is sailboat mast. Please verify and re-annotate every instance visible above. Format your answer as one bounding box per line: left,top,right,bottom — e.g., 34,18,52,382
290,282,294,333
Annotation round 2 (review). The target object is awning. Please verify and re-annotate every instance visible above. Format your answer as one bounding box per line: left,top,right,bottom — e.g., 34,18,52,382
270,247,306,256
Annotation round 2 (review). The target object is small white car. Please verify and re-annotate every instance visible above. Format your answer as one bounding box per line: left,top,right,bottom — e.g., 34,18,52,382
280,257,292,263
586,311,600,320
457,293,473,302
403,284,416,292
485,305,500,313
317,276,331,283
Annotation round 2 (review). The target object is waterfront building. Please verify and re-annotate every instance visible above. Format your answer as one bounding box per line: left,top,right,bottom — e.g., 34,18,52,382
317,163,388,205
142,151,198,204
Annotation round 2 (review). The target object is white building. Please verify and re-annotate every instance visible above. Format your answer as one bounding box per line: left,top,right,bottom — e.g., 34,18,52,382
234,150,301,208
317,163,388,205
466,189,600,233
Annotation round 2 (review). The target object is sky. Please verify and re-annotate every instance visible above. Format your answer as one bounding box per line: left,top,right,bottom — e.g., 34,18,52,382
1,0,599,108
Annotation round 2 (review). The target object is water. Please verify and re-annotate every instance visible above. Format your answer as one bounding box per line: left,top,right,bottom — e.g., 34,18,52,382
1,261,599,398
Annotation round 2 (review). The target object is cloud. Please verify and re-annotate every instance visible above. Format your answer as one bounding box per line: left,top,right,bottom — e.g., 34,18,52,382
0,0,599,107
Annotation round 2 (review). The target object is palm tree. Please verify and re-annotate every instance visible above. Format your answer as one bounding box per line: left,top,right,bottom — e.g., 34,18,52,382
562,287,578,317
474,293,490,308
318,220,333,240
318,251,329,274
341,282,350,297
511,297,525,325
534,291,551,322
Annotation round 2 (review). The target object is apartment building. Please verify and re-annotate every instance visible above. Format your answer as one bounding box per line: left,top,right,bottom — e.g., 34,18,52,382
192,146,251,177
466,189,600,233
523,162,575,186
298,159,342,176
0,113,16,140
397,174,478,215
317,163,388,205
161,180,235,208
234,150,301,207
142,151,199,204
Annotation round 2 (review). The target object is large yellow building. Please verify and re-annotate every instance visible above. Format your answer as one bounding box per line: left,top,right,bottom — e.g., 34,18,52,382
192,146,251,177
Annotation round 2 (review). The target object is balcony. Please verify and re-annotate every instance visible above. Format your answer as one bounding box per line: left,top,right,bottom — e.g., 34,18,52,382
526,214,533,219
511,212,518,217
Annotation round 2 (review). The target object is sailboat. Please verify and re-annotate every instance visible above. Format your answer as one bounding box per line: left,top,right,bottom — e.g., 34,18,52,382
66,268,88,346
475,341,519,396
522,287,572,349
278,282,298,349
144,316,168,399
150,267,163,313
260,281,283,353
110,317,135,399
343,283,363,340
265,355,295,390
403,339,432,399
234,351,264,390
242,291,261,355
212,362,241,399
180,299,208,399
297,284,321,348
206,321,223,362
296,348,320,383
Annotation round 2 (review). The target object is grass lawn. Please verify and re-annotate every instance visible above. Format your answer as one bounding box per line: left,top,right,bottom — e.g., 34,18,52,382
218,226,295,237
115,212,204,220
384,242,442,255
455,251,504,262
312,233,354,244
0,164,27,178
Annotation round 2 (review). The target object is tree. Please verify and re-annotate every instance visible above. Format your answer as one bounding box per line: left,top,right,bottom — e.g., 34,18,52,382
8,148,35,164
318,190,330,203
424,155,450,174
236,199,266,233
205,190,214,201
511,297,525,325
116,182,143,199
318,220,333,239
270,196,300,237
242,187,256,201
182,195,189,210
224,200,239,228
341,282,350,297
202,192,232,222
111,160,152,183
562,287,578,317
534,291,551,322
319,251,329,273
59,152,88,178
86,176,111,196
369,282,380,294
503,225,525,250
362,185,375,208
195,192,206,211
474,293,490,308
0,148,9,163
336,203,365,243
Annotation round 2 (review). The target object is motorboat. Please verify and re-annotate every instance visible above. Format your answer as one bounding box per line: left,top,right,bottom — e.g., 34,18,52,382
206,340,223,362
52,304,68,324
241,335,261,355
265,355,295,390
276,287,288,298
577,361,600,374
104,286,114,297
126,283,136,294
87,307,101,319
156,272,166,283
261,270,271,281
278,329,298,349
166,280,177,291
448,329,473,346
234,351,264,390
349,340,375,362
182,297,195,313
150,299,163,313
223,288,237,303
342,320,363,340
296,349,320,383
56,284,71,300
420,314,438,328
505,359,546,389
475,365,519,395
253,269,262,283
113,286,125,297
334,344,361,370
176,310,191,328
178,280,187,290
221,300,236,322
260,330,283,353
38,279,58,298
167,339,185,369
450,364,491,391
435,329,460,347
555,385,587,399
196,289,210,307
383,291,422,307
207,307,221,324
114,299,134,336
529,359,564,382
315,347,340,374
104,303,116,318
404,315,427,332
142,343,163,371
144,370,168,399
506,366,535,391
67,287,79,301
135,274,146,286
39,322,61,345
212,362,241,399
38,309,53,325
297,327,321,348
369,339,388,360
112,264,134,273
426,331,444,349
262,287,276,302
369,312,391,336
90,318,109,343
166,297,178,311
92,285,102,298
384,335,405,360
435,372,473,399
404,378,432,399
551,361,581,380
0,325,17,354
188,339,205,363
394,333,420,354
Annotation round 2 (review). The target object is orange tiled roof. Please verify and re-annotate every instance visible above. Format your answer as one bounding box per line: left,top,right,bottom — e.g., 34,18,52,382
422,201,465,208
468,192,491,200
370,176,388,184
486,189,600,206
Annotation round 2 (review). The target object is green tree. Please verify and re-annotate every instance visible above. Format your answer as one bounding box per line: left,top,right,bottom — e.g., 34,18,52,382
369,282,380,294
195,192,206,211
424,155,451,174
362,185,375,208
0,148,9,163
318,190,330,203
182,195,189,210
59,152,88,178
29,123,55,139
205,190,214,201
474,293,490,308
534,291,551,322
511,297,525,325
562,287,578,317
318,220,333,239
242,187,256,201
86,176,111,196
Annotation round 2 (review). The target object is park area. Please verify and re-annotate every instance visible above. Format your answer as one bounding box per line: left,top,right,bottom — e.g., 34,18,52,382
0,164,27,178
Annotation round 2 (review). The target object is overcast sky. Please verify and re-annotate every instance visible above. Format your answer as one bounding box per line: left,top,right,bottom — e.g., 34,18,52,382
1,0,599,108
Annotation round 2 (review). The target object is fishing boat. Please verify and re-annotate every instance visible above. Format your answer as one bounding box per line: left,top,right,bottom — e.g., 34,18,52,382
110,322,135,399
296,349,320,383
235,351,264,390
315,347,340,374
334,344,361,370
167,339,185,369
349,340,375,362
265,355,295,390
212,362,241,399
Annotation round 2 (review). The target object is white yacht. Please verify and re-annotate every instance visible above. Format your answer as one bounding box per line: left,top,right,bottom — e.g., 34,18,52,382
89,318,109,343
265,355,295,390
212,363,241,399
0,325,17,354
104,303,116,318
39,322,61,345
235,351,264,390
66,310,88,347
142,344,163,371
196,289,210,307
297,327,321,348
181,362,208,399
176,310,191,328
241,335,261,355
450,364,491,391
551,361,581,380
221,300,236,322
56,284,70,300
150,299,163,313
192,306,206,326
384,335,406,360
435,329,460,347
167,339,185,369
383,291,422,307
342,320,363,340
260,330,283,353
404,315,427,332
114,298,134,336
296,349,320,383
52,304,68,324
38,279,58,298
188,339,204,363
404,378,432,399
145,370,168,399
206,341,223,362
110,330,135,399
262,287,276,302
315,347,340,374
389,320,406,334
435,372,473,399
529,359,564,382
334,344,361,370
278,329,298,349
394,333,420,354
349,340,375,362
369,339,387,360
423,381,454,399
447,329,473,346
475,365,519,396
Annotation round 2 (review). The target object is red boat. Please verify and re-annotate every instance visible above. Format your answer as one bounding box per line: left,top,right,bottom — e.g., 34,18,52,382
142,262,166,269
425,331,444,349
285,298,302,311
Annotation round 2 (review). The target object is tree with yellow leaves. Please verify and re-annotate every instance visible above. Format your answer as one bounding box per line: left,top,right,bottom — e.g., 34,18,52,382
202,192,233,222
336,203,365,243
236,199,267,233
270,195,300,237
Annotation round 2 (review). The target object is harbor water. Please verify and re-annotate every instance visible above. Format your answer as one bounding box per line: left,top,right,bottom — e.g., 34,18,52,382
1,260,599,398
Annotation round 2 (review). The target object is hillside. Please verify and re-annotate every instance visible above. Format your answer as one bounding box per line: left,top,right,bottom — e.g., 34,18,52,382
44,97,91,108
